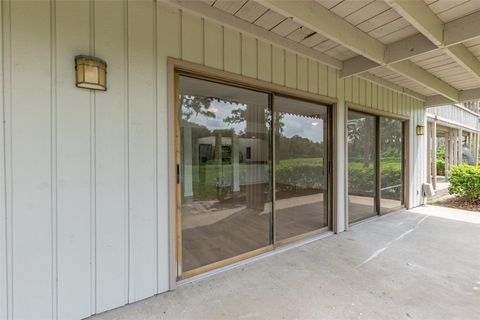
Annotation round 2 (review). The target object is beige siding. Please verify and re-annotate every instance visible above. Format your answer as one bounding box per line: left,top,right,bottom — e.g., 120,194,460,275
203,20,223,69
427,105,480,131
94,0,128,313
128,0,158,303
257,41,271,82
0,0,6,317
8,1,53,319
55,1,92,318
223,27,241,74
272,45,285,86
0,1,427,320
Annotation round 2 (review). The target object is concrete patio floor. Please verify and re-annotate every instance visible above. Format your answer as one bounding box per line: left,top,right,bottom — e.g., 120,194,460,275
90,206,480,320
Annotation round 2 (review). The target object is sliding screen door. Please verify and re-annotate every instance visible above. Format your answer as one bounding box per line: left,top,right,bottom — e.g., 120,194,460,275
178,75,272,275
274,97,329,241
380,118,404,213
347,111,376,223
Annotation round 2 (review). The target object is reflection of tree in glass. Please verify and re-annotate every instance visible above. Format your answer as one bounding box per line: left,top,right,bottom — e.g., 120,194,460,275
380,118,402,158
348,117,375,168
224,106,278,132
181,95,324,161
223,108,246,124
180,95,217,120
278,135,324,160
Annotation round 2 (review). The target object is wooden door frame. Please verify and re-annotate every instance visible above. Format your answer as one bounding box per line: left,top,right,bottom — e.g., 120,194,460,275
167,57,338,288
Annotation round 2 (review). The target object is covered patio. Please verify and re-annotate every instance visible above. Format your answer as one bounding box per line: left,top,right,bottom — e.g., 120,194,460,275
3,1,480,319
90,206,480,320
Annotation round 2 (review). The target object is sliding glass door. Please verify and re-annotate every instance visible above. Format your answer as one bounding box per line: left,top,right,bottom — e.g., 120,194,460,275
177,73,331,278
178,75,272,275
347,111,377,223
380,118,404,213
347,110,405,224
274,97,329,241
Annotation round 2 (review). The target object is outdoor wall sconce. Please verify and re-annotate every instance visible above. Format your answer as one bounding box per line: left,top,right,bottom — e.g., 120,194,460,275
416,125,425,135
75,55,107,91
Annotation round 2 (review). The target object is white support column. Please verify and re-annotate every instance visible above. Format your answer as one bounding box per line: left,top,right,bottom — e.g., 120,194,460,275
475,133,480,166
459,128,463,164
450,129,458,169
427,122,432,184
456,129,461,165
474,133,479,166
475,133,478,166
335,78,346,233
446,130,453,179
467,132,472,163
432,121,437,190
445,138,448,180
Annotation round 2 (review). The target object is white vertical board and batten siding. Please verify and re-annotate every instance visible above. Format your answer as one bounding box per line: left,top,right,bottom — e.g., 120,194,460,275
0,1,7,319
127,0,158,303
156,0,180,297
0,1,425,319
8,1,53,319
55,1,91,318
94,0,128,313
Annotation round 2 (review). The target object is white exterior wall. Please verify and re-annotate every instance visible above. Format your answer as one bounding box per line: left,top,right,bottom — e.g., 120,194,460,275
427,104,480,131
0,1,426,319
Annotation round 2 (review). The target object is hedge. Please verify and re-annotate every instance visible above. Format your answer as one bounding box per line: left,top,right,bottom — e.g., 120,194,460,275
448,164,480,201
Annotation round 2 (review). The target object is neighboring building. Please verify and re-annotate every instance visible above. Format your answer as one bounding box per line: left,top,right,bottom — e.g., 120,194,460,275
2,1,480,320
426,103,480,189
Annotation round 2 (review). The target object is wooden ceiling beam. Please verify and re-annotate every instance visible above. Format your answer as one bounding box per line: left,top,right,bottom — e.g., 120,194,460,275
387,0,480,83
262,0,459,102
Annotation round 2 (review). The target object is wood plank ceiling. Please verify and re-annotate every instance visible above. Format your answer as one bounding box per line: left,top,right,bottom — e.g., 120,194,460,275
195,0,480,106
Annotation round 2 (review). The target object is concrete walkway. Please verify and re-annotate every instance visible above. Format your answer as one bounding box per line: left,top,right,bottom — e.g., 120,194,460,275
90,206,480,320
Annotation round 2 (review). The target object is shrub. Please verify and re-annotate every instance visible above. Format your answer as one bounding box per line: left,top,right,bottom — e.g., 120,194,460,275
436,159,445,176
448,164,480,201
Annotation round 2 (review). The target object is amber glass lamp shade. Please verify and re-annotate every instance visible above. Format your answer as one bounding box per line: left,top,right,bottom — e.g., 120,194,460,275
75,55,107,91
416,125,424,135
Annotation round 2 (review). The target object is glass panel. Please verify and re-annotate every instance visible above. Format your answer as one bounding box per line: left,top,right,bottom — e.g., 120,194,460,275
348,111,376,223
84,64,99,84
77,64,84,83
179,75,272,273
274,96,328,241
380,117,403,213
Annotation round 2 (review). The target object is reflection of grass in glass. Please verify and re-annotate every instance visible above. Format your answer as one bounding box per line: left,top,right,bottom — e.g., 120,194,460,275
188,157,403,201
190,158,325,201
276,158,323,170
